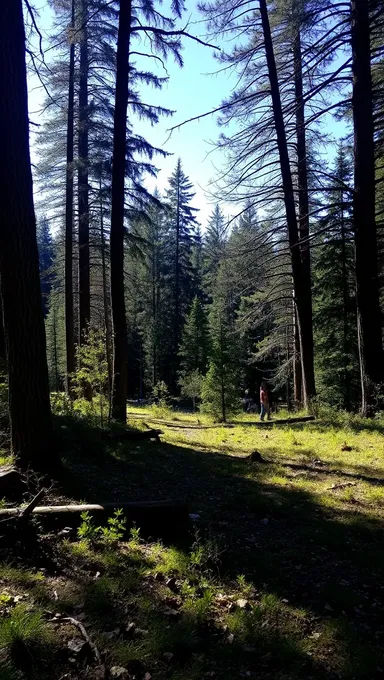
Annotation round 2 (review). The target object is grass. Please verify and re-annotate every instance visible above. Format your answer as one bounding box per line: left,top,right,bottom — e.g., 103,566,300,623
1,406,384,678
0,604,54,677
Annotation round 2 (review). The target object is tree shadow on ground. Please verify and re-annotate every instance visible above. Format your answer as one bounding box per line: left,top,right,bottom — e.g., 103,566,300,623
51,418,384,678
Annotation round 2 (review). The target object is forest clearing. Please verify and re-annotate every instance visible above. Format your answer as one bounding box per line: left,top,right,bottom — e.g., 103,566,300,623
1,406,384,679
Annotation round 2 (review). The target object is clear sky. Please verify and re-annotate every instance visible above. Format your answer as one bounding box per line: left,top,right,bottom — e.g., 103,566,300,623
27,1,238,228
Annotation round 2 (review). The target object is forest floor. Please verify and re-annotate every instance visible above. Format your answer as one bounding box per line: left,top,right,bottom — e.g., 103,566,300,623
1,406,384,679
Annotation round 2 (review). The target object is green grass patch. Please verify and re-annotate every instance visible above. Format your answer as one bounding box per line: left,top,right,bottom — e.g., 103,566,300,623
0,604,54,675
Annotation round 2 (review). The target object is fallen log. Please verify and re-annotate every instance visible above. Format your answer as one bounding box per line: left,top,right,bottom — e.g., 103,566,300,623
251,415,315,427
0,500,189,540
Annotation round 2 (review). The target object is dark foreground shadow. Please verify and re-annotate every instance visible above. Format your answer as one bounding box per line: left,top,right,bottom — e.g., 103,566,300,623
48,416,384,678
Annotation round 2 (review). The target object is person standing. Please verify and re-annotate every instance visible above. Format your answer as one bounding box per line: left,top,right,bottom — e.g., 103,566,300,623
260,381,271,421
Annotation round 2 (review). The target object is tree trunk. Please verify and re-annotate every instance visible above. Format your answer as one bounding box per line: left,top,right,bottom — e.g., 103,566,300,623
110,0,132,422
65,0,76,392
172,170,181,393
78,0,90,345
340,191,351,411
99,176,113,407
152,239,157,388
259,0,315,408
220,323,226,423
351,0,383,415
0,298,6,375
0,0,56,469
53,304,59,392
293,301,302,405
293,28,315,404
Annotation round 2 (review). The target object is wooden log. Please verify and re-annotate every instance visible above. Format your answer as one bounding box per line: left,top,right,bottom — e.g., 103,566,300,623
252,415,315,427
0,500,189,540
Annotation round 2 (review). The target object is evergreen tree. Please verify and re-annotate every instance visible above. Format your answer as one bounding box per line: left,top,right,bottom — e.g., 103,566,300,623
45,229,67,391
164,159,199,387
130,198,177,393
37,216,55,318
203,204,227,297
225,204,272,398
202,265,239,421
313,145,360,410
179,296,210,376
46,286,66,391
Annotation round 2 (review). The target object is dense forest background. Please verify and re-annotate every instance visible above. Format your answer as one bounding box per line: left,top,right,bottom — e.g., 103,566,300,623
1,0,384,466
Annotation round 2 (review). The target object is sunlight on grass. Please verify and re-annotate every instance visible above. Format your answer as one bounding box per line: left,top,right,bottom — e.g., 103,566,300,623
0,565,45,587
153,545,191,576
0,604,54,674
0,451,13,467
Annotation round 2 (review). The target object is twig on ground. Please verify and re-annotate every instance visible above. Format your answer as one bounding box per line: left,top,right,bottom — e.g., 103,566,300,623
51,615,106,677
327,481,357,491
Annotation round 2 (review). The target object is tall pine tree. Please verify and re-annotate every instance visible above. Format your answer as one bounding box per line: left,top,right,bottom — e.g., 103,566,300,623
179,296,210,376
164,159,199,389
313,145,360,410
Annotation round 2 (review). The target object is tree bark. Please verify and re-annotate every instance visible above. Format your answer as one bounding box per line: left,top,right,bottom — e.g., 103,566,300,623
152,235,158,388
110,0,132,422
0,0,56,469
52,303,60,392
259,0,315,408
220,322,226,423
293,301,302,405
78,0,90,345
174,165,181,391
0,298,6,375
65,0,76,392
99,175,113,406
293,28,315,404
340,192,351,412
351,0,383,415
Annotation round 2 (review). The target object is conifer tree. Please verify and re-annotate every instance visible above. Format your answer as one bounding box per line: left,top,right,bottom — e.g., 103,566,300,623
203,204,228,297
313,145,360,410
78,0,91,344
37,216,55,318
179,296,210,376
133,199,172,391
164,159,199,388
45,230,67,391
202,265,239,421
